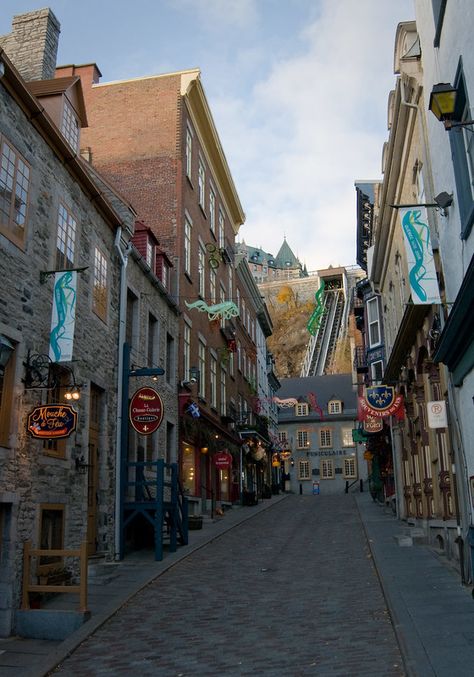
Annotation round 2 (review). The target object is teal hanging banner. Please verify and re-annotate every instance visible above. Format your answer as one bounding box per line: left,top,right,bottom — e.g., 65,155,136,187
49,271,77,362
400,208,441,304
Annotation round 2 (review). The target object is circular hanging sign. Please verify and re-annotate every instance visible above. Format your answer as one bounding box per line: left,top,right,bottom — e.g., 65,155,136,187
129,387,164,435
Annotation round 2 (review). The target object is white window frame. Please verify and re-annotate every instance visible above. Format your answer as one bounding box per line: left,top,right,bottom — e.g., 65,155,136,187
198,339,206,399
296,430,309,449
343,456,357,479
198,243,206,297
298,460,311,480
209,187,216,234
185,127,193,179
210,353,217,408
61,98,80,152
328,400,341,415
183,322,191,383
341,427,355,447
218,208,225,248
209,268,216,304
184,215,192,275
321,458,334,479
367,297,381,347
56,202,77,269
319,428,332,448
296,403,309,416
371,360,383,384
198,157,206,207
220,366,226,416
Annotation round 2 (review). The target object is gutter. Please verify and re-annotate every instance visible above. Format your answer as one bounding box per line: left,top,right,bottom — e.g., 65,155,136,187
113,227,132,560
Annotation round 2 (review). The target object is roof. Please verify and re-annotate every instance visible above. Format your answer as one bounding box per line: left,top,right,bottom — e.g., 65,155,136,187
277,374,357,420
274,238,301,269
26,75,88,126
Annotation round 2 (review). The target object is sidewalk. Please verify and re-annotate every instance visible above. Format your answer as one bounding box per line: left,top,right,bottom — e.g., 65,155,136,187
356,493,474,677
0,494,289,677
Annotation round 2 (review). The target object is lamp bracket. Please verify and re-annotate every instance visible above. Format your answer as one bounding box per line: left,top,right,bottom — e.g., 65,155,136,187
23,352,56,389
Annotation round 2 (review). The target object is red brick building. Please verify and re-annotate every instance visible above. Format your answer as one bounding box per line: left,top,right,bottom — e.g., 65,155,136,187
58,64,261,509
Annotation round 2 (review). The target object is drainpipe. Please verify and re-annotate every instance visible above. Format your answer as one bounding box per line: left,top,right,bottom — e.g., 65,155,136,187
114,227,132,560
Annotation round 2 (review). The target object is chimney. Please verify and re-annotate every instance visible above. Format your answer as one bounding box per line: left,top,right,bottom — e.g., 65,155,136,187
0,8,61,81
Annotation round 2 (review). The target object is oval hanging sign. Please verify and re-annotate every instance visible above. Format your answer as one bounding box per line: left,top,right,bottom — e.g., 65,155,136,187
213,451,232,469
27,404,78,439
129,387,164,435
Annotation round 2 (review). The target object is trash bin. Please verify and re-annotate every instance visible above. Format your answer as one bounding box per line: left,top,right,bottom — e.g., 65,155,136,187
312,481,320,495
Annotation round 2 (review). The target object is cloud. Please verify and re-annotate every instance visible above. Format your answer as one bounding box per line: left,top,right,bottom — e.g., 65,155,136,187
210,0,413,271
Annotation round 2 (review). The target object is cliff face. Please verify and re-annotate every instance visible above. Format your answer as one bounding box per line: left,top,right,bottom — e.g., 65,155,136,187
265,286,313,378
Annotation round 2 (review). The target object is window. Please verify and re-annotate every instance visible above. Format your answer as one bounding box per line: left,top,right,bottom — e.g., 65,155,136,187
147,313,158,367
198,244,206,296
319,429,332,448
371,360,384,384
341,428,355,447
146,239,154,268
450,60,474,239
183,323,191,384
56,203,77,269
298,460,311,480
278,431,288,445
0,339,16,447
185,127,193,179
432,0,447,48
38,504,64,570
367,297,381,347
209,188,216,235
61,99,80,152
220,367,226,415
198,158,205,207
328,400,342,415
296,403,309,416
320,459,334,479
0,136,30,246
343,456,357,479
209,268,216,304
198,340,206,399
218,209,225,248
166,332,175,385
93,247,108,321
184,216,192,275
210,354,217,408
297,430,309,449
125,289,138,351
228,266,233,298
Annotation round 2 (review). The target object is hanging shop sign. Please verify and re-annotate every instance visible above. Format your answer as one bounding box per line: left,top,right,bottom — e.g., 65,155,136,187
129,387,164,435
363,416,384,433
427,400,447,429
213,450,232,469
358,386,404,420
400,207,441,305
27,403,78,439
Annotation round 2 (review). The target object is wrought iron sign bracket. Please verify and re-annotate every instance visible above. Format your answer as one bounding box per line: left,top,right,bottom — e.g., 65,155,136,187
40,266,89,285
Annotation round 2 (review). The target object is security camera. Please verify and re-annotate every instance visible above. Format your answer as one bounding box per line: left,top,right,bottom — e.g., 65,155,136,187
189,376,197,384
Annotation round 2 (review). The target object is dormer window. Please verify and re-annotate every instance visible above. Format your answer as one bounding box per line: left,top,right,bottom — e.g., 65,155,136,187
328,400,342,415
61,99,80,153
146,239,154,268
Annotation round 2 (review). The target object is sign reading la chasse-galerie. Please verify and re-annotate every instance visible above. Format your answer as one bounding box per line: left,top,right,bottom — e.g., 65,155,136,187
27,404,78,439
129,387,164,435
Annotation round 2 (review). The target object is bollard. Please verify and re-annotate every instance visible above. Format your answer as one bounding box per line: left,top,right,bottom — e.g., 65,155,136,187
345,480,348,494
360,479,363,492
299,483,303,495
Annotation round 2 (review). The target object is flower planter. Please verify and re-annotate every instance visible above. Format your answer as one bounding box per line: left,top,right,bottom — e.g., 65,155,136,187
188,515,203,530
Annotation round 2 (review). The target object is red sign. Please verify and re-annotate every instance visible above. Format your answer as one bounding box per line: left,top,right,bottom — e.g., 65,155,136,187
363,416,383,434
213,451,232,469
129,387,164,435
27,404,78,439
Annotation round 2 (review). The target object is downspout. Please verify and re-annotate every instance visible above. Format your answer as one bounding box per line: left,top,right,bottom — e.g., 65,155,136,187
114,227,132,560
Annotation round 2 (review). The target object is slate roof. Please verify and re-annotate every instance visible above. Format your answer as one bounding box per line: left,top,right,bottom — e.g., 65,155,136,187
277,373,357,422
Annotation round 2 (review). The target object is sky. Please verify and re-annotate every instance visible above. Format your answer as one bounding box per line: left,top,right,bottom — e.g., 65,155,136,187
1,0,415,271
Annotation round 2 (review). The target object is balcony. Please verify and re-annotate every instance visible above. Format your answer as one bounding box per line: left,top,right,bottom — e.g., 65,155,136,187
353,346,368,373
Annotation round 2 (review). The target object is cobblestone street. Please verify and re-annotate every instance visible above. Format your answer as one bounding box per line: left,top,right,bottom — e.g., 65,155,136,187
51,495,404,676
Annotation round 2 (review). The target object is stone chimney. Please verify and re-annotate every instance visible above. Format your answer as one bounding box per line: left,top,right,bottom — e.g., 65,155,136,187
0,8,60,81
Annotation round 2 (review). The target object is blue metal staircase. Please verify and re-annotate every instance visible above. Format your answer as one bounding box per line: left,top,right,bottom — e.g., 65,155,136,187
122,459,189,561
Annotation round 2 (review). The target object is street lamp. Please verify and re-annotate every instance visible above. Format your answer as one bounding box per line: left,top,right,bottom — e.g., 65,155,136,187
429,82,474,130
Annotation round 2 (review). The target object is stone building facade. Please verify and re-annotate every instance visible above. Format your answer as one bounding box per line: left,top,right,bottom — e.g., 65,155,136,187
0,9,180,637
